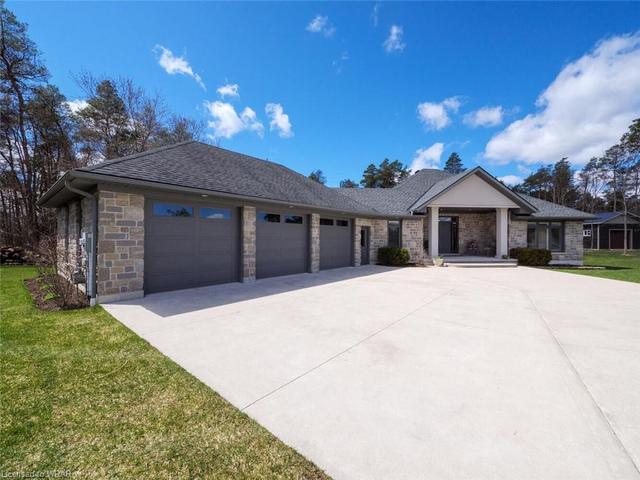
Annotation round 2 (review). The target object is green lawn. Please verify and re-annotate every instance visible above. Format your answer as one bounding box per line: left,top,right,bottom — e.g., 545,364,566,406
0,266,328,479
553,250,640,283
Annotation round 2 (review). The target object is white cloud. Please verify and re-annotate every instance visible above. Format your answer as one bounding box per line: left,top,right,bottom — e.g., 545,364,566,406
306,15,336,37
383,25,406,53
498,175,523,186
410,143,444,172
417,97,462,130
463,106,504,128
154,45,205,90
216,83,239,98
371,3,380,27
204,101,263,139
516,164,532,175
484,32,640,166
265,103,294,138
66,99,88,114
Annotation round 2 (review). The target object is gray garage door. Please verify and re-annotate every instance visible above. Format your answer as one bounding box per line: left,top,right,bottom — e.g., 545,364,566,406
256,211,308,279
145,200,239,293
320,218,352,270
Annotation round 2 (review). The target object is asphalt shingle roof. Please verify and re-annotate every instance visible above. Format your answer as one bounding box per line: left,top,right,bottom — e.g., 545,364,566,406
518,194,595,220
64,141,594,220
587,211,640,224
78,141,378,215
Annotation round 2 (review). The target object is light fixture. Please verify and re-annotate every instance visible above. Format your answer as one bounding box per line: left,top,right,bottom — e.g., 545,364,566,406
201,194,208,198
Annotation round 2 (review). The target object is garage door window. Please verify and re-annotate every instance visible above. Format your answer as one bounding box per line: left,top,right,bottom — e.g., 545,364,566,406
284,215,303,224
200,207,231,219
153,203,194,217
259,212,281,222
336,220,349,227
320,218,334,226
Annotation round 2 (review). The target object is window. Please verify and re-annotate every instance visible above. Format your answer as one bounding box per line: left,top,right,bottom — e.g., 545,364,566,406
200,207,231,219
320,218,334,226
154,203,194,217
527,222,563,251
336,219,349,227
388,220,401,248
284,215,303,224
258,212,280,222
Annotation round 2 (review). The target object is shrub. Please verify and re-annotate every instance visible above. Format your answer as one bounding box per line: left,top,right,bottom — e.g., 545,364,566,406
377,247,410,266
509,248,552,266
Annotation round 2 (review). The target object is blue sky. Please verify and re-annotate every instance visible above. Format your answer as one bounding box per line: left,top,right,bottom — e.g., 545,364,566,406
9,2,640,186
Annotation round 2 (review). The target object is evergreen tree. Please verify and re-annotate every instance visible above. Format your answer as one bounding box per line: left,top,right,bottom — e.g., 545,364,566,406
443,152,465,174
308,169,326,184
339,179,358,188
360,159,409,188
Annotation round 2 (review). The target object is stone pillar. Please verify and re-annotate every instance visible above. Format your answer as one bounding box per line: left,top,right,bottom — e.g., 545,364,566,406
401,217,424,264
241,206,256,282
496,208,509,258
96,190,144,302
68,201,80,272
429,206,439,257
353,219,362,267
309,213,320,273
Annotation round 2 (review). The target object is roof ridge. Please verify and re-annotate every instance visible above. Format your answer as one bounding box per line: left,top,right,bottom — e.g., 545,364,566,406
82,140,197,172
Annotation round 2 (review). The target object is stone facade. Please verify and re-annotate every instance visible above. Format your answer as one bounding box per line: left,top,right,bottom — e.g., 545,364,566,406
508,219,527,249
353,218,388,266
551,221,583,265
309,213,320,273
401,218,424,264
56,206,69,275
509,219,584,265
457,212,496,256
241,206,256,282
96,189,144,302
56,198,94,284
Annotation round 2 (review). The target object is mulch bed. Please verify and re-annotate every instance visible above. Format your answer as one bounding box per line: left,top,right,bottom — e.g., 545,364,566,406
24,276,88,311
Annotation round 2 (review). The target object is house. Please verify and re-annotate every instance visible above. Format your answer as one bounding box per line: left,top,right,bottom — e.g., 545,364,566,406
39,141,593,304
583,212,640,250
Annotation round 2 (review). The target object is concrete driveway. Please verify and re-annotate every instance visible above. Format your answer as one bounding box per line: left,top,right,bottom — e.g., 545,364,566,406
104,266,640,480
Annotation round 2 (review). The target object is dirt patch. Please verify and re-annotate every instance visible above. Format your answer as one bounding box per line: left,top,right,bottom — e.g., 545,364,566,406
25,276,88,311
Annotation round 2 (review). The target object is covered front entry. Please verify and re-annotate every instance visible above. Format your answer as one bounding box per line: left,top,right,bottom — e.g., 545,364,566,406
256,210,308,279
145,199,240,293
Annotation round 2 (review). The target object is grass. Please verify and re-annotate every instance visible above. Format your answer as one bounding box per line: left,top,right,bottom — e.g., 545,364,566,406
1,266,328,479
552,250,640,283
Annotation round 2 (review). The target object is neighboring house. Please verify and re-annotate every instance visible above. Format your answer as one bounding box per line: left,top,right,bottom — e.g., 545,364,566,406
583,212,640,250
39,141,593,304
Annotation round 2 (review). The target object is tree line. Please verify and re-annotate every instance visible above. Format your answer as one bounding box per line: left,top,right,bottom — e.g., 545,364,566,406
513,119,640,216
0,4,204,248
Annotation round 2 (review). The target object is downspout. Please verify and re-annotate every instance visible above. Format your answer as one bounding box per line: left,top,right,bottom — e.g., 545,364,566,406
65,180,98,306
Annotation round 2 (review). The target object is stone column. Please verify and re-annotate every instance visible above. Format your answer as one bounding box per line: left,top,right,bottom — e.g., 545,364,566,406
241,206,256,282
353,219,362,267
401,217,424,264
496,207,508,258
429,206,439,257
96,190,144,302
309,213,320,273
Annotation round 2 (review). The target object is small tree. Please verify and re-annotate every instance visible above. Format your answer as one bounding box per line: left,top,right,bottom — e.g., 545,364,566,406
443,152,465,174
339,179,358,188
308,169,326,184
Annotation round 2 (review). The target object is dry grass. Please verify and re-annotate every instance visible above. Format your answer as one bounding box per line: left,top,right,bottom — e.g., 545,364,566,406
1,266,329,479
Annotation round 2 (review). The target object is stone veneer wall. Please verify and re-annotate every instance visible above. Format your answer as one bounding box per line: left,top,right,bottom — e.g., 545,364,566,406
241,206,256,282
509,219,584,265
56,205,69,275
401,218,424,264
353,218,388,266
96,189,144,301
309,213,320,273
508,219,527,249
457,212,496,256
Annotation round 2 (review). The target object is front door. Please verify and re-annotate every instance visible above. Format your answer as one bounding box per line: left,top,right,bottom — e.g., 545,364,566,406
438,216,459,254
360,227,370,265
